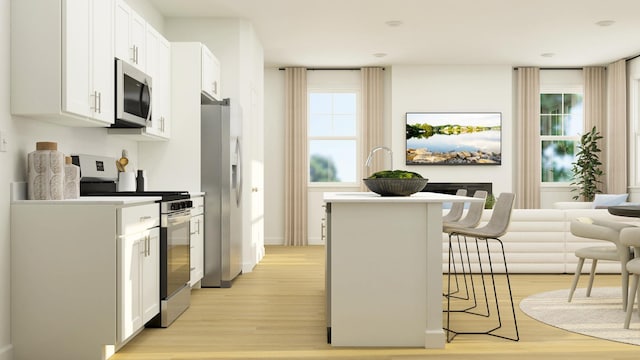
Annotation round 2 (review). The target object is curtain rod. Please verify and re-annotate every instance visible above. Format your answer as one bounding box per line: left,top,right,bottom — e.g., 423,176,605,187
277,67,385,71
513,67,583,70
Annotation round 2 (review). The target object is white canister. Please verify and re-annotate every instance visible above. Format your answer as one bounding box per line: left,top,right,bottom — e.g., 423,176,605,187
27,142,64,200
117,172,136,192
63,156,80,199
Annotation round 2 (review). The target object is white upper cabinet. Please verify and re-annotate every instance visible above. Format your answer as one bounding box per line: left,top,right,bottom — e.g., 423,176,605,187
11,0,115,127
201,45,221,101
108,0,171,141
145,26,171,139
115,0,146,71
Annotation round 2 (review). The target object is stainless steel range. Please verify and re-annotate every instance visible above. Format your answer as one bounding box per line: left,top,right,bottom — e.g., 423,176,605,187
72,154,192,328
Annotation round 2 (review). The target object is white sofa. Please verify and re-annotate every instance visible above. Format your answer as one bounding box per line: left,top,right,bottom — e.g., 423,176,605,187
441,202,640,273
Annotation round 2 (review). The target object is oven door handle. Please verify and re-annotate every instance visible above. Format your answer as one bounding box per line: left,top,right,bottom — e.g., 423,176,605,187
167,212,191,226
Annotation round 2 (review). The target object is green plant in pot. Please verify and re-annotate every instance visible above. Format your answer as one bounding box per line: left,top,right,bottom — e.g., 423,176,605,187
570,126,603,201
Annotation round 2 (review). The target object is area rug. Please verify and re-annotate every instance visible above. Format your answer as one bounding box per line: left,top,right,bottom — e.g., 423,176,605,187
519,287,640,345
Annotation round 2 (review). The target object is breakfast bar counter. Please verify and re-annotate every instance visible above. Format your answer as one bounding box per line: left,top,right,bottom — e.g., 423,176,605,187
323,191,481,348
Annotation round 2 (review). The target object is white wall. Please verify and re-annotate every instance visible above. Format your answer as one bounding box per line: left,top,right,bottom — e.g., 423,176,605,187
163,18,265,271
391,65,514,192
264,68,285,245
263,65,513,245
0,0,11,357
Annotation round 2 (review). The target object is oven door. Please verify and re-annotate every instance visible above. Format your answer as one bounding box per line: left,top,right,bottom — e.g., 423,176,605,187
161,209,191,299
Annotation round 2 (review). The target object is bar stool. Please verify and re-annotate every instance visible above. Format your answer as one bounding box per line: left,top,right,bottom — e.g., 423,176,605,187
442,190,487,306
442,189,468,223
444,192,518,342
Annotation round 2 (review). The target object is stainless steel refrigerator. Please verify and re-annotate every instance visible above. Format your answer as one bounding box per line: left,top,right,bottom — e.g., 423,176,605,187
201,98,243,287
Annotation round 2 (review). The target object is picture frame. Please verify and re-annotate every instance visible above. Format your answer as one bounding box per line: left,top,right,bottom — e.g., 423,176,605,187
406,112,502,165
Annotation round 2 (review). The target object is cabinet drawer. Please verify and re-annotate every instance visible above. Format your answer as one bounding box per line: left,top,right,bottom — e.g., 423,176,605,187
118,203,159,235
191,196,204,216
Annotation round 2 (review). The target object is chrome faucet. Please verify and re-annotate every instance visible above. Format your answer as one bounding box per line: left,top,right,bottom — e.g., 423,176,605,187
365,146,393,174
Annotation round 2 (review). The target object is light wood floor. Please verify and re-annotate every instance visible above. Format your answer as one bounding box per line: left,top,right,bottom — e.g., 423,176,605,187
112,246,640,360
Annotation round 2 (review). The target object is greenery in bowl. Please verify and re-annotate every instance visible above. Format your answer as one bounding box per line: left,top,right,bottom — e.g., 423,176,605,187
364,170,428,196
367,170,424,179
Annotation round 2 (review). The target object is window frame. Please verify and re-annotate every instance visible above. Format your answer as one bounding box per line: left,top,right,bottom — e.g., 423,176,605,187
307,88,361,187
539,85,583,185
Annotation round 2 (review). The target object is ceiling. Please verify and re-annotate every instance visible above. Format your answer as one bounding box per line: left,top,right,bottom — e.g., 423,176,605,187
147,0,640,68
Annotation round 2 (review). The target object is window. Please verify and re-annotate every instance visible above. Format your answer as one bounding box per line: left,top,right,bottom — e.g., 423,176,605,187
308,92,358,184
540,92,583,183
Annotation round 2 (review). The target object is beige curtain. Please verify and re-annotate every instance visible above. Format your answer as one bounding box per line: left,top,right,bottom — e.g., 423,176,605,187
606,59,628,194
360,67,385,190
515,67,540,209
583,67,607,193
284,68,308,246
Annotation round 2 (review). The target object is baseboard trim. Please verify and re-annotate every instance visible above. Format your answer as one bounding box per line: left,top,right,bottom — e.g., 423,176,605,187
0,344,13,360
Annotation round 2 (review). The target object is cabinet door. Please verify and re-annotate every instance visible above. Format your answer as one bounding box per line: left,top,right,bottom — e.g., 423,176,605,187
157,36,171,137
90,0,114,124
201,45,214,99
114,0,132,63
130,10,146,70
210,55,221,100
142,227,160,323
118,232,143,343
63,0,91,118
190,214,204,286
114,0,145,70
145,26,170,139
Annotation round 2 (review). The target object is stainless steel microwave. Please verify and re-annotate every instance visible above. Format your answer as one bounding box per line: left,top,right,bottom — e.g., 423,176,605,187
112,58,152,128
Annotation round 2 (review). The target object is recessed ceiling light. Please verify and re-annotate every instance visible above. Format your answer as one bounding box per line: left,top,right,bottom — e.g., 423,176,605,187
595,20,615,27
541,53,555,58
385,20,403,27
373,53,387,58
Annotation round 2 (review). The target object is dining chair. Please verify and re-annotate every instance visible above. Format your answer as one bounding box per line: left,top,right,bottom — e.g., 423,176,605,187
444,192,518,342
619,227,640,328
568,217,635,311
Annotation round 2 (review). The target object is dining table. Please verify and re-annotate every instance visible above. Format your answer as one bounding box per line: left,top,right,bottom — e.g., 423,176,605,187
608,205,640,218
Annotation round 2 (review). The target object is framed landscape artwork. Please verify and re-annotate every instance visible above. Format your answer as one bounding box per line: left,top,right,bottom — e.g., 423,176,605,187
406,112,502,165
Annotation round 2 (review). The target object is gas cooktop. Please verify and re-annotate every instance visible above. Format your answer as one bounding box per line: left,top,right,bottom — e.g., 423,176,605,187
83,190,190,202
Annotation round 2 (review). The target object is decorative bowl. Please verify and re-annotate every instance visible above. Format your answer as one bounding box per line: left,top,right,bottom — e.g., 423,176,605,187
363,178,429,197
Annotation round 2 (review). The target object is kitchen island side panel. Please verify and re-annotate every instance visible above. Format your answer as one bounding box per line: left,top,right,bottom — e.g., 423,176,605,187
11,204,118,360
329,201,445,347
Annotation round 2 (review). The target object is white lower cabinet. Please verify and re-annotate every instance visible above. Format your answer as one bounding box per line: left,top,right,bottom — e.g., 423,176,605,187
190,196,205,286
117,203,160,343
11,199,159,360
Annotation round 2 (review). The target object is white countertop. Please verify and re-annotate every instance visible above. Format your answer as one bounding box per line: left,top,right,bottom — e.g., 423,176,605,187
12,196,161,205
323,191,484,203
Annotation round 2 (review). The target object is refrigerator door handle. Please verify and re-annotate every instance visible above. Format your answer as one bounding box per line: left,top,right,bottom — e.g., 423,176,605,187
233,137,243,206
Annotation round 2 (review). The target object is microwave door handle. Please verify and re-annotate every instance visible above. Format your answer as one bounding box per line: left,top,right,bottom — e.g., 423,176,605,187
145,78,152,127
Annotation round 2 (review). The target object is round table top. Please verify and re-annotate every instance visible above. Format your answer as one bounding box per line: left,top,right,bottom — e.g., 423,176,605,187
607,205,640,218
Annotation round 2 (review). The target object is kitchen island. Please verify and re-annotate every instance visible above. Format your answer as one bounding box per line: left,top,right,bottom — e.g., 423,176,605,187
323,191,482,348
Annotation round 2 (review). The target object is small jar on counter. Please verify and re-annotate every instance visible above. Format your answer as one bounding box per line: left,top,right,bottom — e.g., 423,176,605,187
27,141,64,200
63,156,80,199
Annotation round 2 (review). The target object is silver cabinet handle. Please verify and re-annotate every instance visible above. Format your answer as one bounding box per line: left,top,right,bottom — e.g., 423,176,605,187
139,216,152,222
97,92,101,113
91,91,98,111
213,81,217,95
